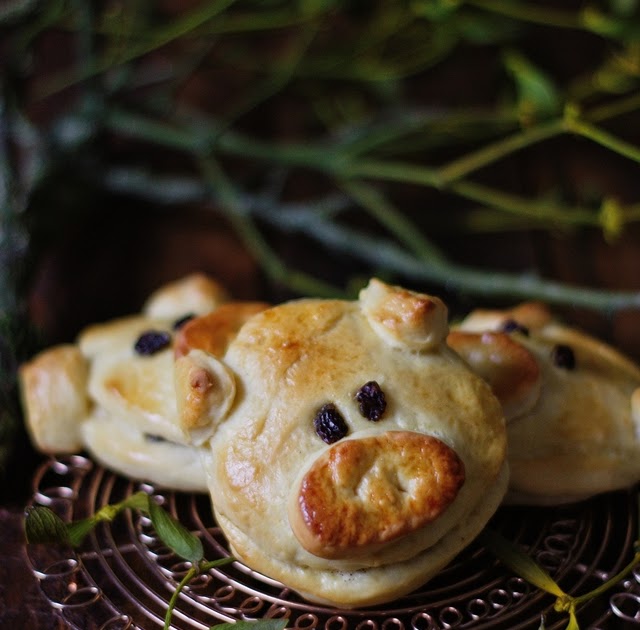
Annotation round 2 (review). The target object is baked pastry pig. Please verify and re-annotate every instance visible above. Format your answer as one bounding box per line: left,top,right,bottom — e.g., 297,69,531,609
178,278,508,607
448,302,640,505
19,273,267,491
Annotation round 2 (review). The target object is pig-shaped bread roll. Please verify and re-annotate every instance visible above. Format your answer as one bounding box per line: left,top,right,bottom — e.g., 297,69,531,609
20,275,507,608
179,279,508,608
19,273,262,492
448,302,640,505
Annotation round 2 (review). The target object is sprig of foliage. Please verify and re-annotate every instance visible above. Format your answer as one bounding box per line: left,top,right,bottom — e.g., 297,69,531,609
480,526,640,629
24,492,237,629
2,0,640,311
26,494,640,629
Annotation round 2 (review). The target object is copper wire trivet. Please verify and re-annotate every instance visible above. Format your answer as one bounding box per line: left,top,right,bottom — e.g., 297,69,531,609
26,455,640,629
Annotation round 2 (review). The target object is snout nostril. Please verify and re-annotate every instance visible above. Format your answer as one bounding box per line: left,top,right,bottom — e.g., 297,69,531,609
390,472,409,495
290,431,465,559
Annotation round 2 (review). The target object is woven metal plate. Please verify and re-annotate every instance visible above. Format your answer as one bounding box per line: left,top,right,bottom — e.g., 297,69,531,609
26,455,640,629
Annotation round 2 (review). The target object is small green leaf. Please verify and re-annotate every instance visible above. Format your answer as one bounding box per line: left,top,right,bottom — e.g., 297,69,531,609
565,609,580,630
599,197,625,242
211,621,289,630
24,506,71,545
148,498,204,564
503,49,561,121
480,528,566,598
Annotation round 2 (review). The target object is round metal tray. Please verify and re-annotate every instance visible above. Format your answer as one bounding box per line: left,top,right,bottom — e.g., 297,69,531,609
26,454,640,629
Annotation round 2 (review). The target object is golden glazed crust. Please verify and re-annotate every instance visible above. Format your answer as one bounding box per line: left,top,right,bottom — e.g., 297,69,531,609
173,302,269,359
290,431,465,559
19,344,89,453
19,273,232,491
174,349,236,444
447,330,541,421
82,317,186,444
142,272,229,320
360,278,448,350
214,461,509,608
451,302,640,504
19,274,509,607
204,279,507,607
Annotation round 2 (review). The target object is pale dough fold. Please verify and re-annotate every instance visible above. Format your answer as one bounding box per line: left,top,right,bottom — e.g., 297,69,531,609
19,273,228,491
449,302,640,505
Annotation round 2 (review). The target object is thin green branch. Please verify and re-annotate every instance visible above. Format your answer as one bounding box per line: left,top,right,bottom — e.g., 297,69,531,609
340,158,599,226
436,92,640,185
339,178,449,264
566,117,640,163
197,156,348,298
248,200,640,311
465,0,586,32
97,6,312,37
588,91,640,124
437,118,565,184
449,178,598,225
164,566,197,630
215,19,320,138
335,108,521,160
106,86,640,193
34,0,240,100
100,163,640,311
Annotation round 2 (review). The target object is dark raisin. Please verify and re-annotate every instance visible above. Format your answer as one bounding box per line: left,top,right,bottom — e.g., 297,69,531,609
134,330,171,356
314,403,348,444
173,313,196,330
145,434,167,443
551,344,576,370
501,319,529,336
355,380,387,421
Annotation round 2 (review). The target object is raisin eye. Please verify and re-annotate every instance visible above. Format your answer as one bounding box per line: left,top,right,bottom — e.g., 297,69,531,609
551,344,576,370
173,313,196,330
134,330,171,356
501,319,529,336
314,403,348,444
355,381,387,421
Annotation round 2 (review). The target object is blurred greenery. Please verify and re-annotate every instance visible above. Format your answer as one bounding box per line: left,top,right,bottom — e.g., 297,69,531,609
2,0,640,478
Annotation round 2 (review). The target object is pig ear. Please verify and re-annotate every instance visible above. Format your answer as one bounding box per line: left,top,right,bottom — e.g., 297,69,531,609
143,273,230,320
447,330,541,422
458,301,552,333
174,349,236,446
359,278,448,351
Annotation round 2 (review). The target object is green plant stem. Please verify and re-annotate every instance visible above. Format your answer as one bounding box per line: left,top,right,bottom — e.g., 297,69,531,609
465,0,583,31
162,558,235,629
97,6,312,38
588,91,640,124
572,551,640,607
436,94,640,185
104,101,638,231
230,195,640,310
101,103,640,309
339,178,449,263
164,566,197,630
35,0,240,100
437,118,565,184
340,158,599,226
197,156,348,298
215,19,320,139
102,162,640,312
565,117,640,163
